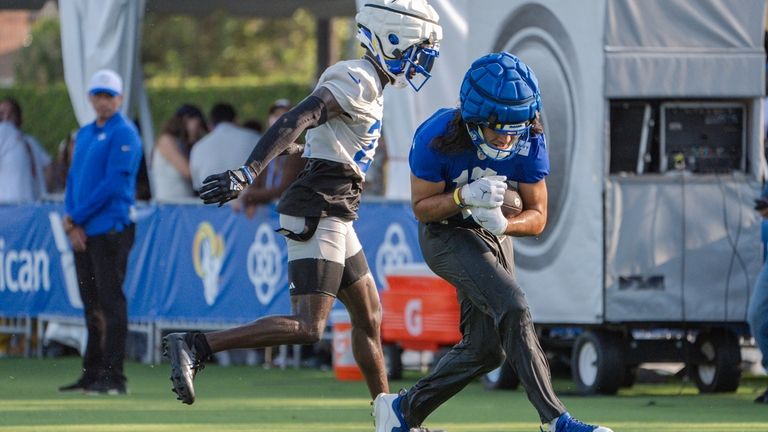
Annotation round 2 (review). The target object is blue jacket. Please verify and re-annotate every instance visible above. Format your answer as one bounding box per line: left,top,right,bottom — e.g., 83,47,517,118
65,112,142,236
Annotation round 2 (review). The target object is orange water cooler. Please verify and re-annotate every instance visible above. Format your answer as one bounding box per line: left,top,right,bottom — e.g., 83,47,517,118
331,309,363,381
381,265,462,352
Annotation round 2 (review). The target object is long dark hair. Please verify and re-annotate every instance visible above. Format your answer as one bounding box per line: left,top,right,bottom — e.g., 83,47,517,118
160,104,208,148
430,109,544,155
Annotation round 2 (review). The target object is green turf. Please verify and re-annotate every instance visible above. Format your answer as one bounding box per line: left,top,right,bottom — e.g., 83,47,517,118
0,357,766,431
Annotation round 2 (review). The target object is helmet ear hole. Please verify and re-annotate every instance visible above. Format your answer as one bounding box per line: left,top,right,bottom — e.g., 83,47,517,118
388,34,400,45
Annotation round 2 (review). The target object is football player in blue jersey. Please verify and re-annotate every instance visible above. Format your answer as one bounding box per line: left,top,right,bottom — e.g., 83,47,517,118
161,0,443,417
372,52,614,432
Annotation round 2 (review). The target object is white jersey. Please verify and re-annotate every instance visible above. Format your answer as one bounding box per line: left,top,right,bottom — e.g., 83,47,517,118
304,59,384,179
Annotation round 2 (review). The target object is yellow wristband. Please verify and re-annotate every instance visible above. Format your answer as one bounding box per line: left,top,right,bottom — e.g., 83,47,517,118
453,188,465,209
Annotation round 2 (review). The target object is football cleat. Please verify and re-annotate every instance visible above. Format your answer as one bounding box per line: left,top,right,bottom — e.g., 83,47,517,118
373,391,409,432
163,332,205,405
542,412,613,432
371,390,446,432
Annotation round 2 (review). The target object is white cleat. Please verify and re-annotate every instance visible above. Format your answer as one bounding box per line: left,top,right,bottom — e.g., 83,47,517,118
373,392,409,432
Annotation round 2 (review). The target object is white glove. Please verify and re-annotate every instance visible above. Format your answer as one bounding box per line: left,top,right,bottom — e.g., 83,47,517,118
471,206,508,236
460,175,507,208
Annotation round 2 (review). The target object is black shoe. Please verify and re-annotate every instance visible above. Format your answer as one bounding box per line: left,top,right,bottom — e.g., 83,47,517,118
163,332,205,405
84,379,127,396
755,388,768,404
58,377,94,393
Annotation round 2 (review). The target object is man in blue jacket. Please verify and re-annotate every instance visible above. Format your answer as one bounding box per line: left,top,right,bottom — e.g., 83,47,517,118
58,69,143,395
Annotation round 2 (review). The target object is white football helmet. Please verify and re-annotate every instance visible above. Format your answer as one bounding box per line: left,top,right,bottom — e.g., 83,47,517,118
355,0,442,91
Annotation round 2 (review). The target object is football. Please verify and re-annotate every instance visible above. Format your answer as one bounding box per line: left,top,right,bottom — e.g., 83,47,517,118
501,187,523,217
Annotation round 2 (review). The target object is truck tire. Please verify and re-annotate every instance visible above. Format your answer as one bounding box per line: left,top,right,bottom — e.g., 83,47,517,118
384,344,403,380
481,361,520,390
621,364,638,388
570,330,625,395
689,329,741,393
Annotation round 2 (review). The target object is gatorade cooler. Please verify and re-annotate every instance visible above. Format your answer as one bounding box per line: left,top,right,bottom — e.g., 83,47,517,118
331,309,363,381
382,264,462,352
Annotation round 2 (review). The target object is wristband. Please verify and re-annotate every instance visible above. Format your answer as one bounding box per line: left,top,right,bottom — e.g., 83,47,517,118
453,188,465,209
240,166,255,184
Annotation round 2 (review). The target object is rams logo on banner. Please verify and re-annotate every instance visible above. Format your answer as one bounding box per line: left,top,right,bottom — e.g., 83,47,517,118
192,222,224,305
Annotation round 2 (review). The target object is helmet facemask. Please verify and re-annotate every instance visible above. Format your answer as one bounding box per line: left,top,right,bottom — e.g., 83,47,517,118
389,42,440,91
357,25,440,91
466,121,532,161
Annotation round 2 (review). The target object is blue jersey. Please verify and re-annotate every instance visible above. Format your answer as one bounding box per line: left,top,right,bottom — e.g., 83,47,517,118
409,108,549,190
65,112,142,236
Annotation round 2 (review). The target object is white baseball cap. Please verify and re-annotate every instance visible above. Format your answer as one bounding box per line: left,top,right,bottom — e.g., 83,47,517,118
88,69,123,96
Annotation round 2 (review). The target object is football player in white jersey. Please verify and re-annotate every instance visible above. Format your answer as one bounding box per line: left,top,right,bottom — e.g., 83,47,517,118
162,0,442,416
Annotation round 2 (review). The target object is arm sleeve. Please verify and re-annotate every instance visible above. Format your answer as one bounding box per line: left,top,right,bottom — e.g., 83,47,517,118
69,127,142,225
245,88,337,177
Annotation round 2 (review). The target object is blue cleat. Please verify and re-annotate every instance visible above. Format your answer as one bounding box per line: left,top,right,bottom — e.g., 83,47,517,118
372,391,444,432
542,412,613,432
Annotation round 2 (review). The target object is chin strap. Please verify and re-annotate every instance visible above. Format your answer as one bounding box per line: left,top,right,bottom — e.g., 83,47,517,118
364,53,394,86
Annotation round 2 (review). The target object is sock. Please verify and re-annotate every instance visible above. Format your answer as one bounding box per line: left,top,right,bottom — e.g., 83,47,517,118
186,331,213,361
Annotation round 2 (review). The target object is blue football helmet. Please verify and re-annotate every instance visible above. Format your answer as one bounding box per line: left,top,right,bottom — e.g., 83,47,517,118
459,52,541,160
356,0,442,91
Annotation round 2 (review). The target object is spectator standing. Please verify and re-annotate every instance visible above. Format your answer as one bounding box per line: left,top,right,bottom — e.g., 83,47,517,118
58,69,143,395
0,122,35,203
46,131,77,195
235,99,306,217
189,103,260,192
152,104,208,201
0,97,51,201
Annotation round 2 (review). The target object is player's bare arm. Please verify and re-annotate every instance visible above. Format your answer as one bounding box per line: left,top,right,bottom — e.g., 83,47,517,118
506,178,547,236
410,174,460,223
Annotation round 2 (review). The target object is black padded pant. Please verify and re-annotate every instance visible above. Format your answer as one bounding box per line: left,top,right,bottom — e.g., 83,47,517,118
401,222,566,426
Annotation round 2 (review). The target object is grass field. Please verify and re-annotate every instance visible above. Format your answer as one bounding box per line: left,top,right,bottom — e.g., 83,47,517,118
0,357,767,432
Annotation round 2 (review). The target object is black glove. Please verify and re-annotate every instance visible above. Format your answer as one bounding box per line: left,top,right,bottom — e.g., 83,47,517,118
199,167,253,206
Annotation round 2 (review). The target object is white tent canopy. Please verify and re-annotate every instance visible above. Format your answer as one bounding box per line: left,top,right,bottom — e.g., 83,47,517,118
59,0,152,158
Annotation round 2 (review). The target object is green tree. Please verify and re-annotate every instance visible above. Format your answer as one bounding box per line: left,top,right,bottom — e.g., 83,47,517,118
141,9,319,85
12,9,356,88
14,17,64,87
